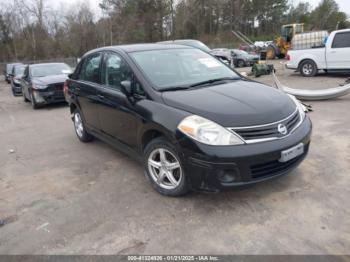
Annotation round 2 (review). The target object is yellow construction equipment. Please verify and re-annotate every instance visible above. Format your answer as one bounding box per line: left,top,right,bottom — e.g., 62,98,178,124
266,23,304,59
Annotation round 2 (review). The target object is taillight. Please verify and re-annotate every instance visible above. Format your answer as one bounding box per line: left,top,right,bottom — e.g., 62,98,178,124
63,80,68,96
286,54,290,61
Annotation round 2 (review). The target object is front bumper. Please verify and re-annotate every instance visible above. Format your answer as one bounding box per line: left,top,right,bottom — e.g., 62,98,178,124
11,82,22,94
177,116,312,192
32,89,66,105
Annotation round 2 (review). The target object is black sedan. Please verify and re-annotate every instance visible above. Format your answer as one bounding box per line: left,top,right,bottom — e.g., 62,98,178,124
21,63,71,109
10,64,26,96
65,44,312,196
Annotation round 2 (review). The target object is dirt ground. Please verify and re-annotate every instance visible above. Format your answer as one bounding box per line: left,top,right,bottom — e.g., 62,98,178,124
0,61,349,255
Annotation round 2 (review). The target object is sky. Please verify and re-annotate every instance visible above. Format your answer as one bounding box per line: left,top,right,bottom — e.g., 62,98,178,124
49,0,350,18
0,0,349,18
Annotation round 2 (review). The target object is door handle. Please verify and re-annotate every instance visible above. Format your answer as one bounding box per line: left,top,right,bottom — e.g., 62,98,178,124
98,94,105,99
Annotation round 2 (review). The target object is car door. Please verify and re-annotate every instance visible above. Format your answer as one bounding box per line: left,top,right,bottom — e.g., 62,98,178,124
326,31,350,69
97,51,144,149
72,52,103,130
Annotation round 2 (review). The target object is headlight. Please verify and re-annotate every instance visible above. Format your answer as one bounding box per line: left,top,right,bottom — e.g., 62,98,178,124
33,84,47,90
178,115,244,146
288,94,306,121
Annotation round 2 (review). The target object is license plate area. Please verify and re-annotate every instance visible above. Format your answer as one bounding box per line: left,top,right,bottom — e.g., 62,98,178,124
279,143,304,162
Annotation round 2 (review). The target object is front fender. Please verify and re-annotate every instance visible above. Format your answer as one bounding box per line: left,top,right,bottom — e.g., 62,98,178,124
135,99,191,152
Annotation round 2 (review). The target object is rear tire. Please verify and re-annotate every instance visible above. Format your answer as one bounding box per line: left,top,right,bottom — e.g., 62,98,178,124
73,109,93,142
300,60,317,77
143,137,190,197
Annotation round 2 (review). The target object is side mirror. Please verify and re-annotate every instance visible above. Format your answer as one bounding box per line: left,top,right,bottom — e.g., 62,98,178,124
120,80,132,96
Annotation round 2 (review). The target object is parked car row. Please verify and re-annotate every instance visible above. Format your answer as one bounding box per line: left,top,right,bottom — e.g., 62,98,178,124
3,62,72,109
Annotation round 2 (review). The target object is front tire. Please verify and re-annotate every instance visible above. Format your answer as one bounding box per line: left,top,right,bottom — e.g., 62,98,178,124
143,137,190,196
73,109,93,142
300,60,317,77
23,89,29,102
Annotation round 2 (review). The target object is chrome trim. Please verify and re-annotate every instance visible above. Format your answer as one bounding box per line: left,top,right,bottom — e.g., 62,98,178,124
228,107,298,130
228,108,304,144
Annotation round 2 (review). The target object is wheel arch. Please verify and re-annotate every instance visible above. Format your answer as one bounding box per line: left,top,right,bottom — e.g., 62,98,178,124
298,58,317,71
69,101,83,121
140,125,175,152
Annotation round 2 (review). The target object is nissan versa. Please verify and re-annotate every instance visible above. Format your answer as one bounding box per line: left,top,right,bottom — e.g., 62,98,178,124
65,44,312,196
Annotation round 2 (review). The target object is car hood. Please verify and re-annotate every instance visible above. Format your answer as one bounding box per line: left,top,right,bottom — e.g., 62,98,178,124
162,80,296,127
14,74,23,79
32,74,68,85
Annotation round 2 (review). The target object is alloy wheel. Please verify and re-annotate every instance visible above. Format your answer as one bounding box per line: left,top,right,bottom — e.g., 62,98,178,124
74,113,84,138
302,63,313,75
147,148,182,190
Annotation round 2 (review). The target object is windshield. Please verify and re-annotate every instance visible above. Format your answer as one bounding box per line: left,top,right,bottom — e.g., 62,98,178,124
131,49,239,90
15,66,26,76
31,63,71,77
7,64,20,74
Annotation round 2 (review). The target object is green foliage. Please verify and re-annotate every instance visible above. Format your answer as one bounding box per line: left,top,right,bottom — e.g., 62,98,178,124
0,0,349,62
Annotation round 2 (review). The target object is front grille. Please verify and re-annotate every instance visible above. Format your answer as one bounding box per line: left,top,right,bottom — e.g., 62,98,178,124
250,144,309,180
230,109,301,143
48,83,64,98
48,83,63,91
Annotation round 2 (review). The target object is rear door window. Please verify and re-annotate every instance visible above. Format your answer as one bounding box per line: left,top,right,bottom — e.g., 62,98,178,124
332,32,350,48
79,53,102,83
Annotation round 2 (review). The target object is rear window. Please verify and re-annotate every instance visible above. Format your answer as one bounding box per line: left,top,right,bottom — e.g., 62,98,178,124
332,32,350,48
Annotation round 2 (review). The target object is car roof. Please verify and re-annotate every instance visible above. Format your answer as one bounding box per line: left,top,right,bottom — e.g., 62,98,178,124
7,63,22,67
83,43,193,57
14,64,26,68
159,39,200,43
29,62,68,68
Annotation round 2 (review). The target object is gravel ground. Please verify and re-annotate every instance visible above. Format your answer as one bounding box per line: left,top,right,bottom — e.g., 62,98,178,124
0,61,349,255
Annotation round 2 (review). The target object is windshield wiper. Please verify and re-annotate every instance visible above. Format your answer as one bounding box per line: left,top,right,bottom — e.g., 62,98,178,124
190,77,240,88
159,86,191,92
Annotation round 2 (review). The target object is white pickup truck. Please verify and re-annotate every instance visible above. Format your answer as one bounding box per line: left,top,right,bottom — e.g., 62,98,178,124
286,29,350,76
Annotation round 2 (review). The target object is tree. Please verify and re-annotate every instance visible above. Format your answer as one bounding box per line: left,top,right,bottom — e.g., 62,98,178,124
309,0,349,31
